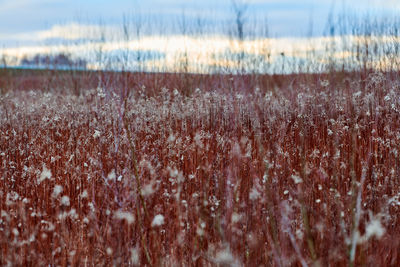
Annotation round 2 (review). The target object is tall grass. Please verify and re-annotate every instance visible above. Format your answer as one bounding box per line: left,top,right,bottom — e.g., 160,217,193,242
1,5,400,266
1,70,400,265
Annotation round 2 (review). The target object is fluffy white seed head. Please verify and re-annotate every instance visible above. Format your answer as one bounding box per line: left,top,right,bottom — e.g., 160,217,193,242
114,210,135,225
61,196,70,206
38,165,52,184
151,214,165,227
52,185,63,198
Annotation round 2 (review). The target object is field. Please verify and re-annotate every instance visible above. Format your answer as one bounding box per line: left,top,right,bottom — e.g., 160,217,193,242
0,69,399,266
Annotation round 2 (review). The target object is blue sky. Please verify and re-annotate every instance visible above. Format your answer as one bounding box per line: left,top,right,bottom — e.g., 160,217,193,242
1,0,399,73
0,0,398,47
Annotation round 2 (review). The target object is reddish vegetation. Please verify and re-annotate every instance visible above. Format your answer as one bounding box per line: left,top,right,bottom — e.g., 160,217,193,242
0,67,325,95
1,70,400,266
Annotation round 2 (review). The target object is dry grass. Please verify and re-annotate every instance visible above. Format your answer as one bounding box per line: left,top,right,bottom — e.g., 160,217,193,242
1,71,400,266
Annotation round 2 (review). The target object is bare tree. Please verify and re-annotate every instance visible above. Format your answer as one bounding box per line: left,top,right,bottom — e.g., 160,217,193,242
0,49,7,68
230,0,249,74
131,8,143,72
231,0,249,42
177,9,190,74
0,48,10,94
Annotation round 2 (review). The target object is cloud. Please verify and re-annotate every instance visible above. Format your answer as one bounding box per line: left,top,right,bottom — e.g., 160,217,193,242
0,0,63,13
0,23,120,42
0,0,32,12
1,0,398,45
36,23,117,41
3,32,398,73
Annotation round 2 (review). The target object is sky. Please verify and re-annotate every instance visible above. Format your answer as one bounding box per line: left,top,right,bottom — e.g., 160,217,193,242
0,0,398,47
0,0,399,73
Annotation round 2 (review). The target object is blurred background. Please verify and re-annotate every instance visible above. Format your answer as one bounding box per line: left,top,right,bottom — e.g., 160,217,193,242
0,0,399,73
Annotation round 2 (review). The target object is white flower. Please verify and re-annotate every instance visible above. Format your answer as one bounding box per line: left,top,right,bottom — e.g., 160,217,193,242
196,227,204,236
52,185,63,198
80,190,88,199
6,191,19,206
97,87,106,98
291,175,303,184
107,169,116,181
141,182,155,197
214,247,240,266
194,132,204,149
151,214,165,227
12,228,19,236
320,80,330,87
249,187,260,200
114,210,135,225
61,196,70,206
167,133,176,143
236,94,243,100
38,165,52,184
215,249,234,264
231,212,242,223
93,130,101,138
130,247,140,265
365,217,385,240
